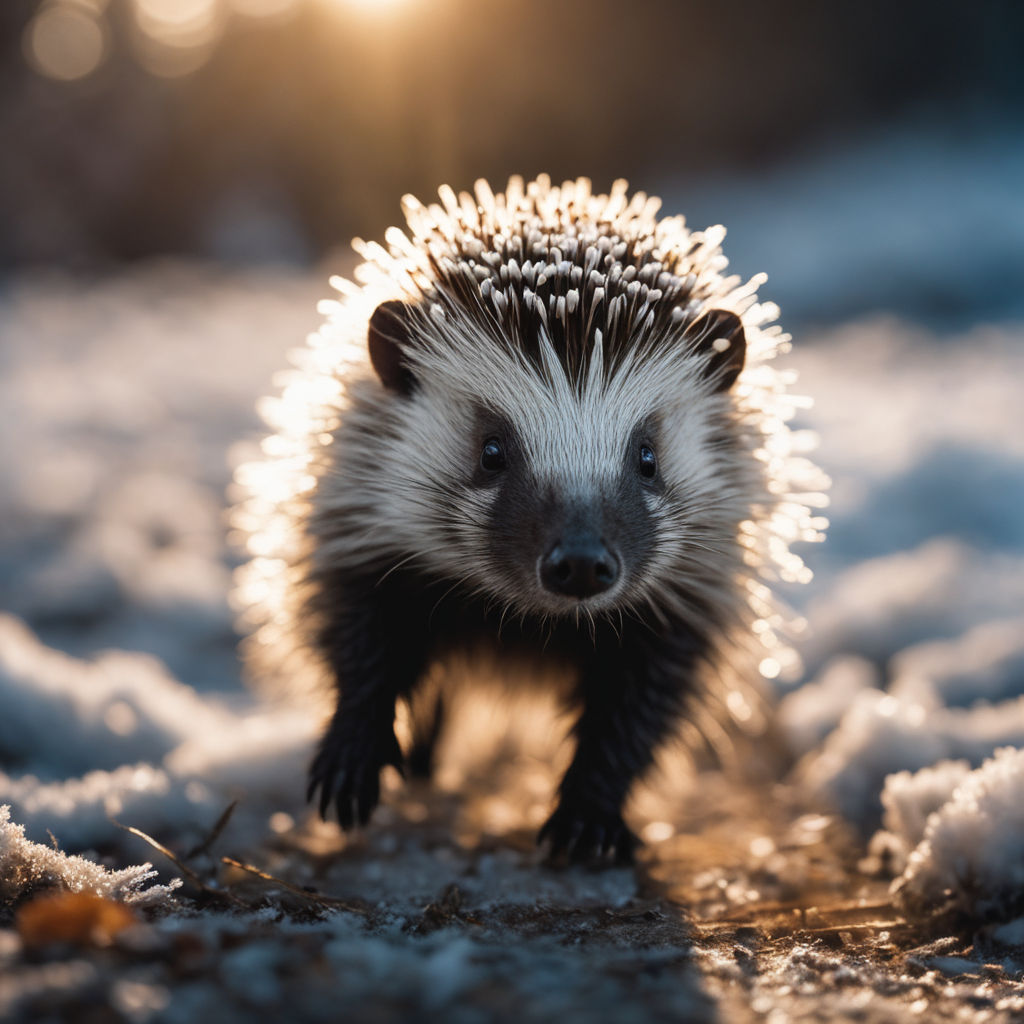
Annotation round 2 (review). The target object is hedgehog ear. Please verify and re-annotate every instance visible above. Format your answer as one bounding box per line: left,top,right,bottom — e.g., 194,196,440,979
685,309,746,392
368,300,417,395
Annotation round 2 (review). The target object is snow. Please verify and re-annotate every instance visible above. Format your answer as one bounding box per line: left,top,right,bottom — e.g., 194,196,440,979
796,688,1024,833
769,310,1024,874
0,264,323,690
890,617,1024,710
0,609,317,850
776,654,879,758
0,613,231,778
877,760,972,865
795,540,1024,678
893,748,1024,922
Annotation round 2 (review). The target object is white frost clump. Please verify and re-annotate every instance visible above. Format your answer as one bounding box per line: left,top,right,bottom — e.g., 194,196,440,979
0,805,181,907
893,748,1024,921
867,760,972,873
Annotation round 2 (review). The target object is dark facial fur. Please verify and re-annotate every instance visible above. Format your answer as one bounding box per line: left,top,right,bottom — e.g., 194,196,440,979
472,409,659,609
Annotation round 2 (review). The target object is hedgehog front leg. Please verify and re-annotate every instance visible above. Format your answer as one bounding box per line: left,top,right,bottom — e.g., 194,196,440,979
306,579,430,829
539,626,706,863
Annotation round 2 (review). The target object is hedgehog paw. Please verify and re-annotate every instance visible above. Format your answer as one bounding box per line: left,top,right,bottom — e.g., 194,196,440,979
537,801,638,865
306,729,403,830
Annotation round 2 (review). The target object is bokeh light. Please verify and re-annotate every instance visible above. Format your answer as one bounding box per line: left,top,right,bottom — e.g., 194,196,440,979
228,0,298,18
24,1,109,81
131,0,226,77
319,0,410,12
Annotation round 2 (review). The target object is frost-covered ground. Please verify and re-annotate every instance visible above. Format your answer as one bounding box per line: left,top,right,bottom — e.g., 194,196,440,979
2,137,1024,1020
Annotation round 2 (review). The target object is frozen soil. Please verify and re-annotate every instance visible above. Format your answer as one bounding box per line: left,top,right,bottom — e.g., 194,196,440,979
4,775,1024,1024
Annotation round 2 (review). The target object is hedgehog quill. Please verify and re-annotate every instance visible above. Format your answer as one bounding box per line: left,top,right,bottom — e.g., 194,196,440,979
234,175,827,863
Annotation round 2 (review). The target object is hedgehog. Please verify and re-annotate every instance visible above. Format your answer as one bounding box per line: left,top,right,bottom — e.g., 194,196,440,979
233,175,827,862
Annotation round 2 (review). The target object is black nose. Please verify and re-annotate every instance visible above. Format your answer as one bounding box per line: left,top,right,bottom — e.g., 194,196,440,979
540,539,620,599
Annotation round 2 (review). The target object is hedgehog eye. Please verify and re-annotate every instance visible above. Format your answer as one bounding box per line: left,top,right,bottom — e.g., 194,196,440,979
480,438,507,473
638,443,658,480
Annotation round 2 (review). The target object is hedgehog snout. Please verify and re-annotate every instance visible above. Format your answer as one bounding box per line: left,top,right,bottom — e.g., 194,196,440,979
539,536,620,600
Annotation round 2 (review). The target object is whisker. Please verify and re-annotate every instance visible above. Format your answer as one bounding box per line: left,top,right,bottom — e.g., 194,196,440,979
375,551,421,587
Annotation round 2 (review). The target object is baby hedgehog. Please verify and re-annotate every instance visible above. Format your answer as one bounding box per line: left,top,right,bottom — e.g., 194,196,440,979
234,175,826,862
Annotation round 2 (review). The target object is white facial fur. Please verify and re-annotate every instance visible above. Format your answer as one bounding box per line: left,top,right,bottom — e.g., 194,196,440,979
312,312,756,628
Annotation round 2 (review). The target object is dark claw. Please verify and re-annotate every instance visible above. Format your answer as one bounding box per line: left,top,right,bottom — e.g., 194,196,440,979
307,749,337,817
306,728,402,830
612,828,638,865
538,802,638,865
335,788,354,830
356,769,379,826
319,783,333,821
316,761,337,820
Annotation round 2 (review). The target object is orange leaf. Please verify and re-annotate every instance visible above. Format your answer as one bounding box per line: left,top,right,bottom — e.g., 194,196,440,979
16,891,139,949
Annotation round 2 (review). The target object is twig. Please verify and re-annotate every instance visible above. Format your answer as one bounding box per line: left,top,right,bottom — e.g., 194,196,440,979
221,856,367,916
185,800,239,861
110,818,248,908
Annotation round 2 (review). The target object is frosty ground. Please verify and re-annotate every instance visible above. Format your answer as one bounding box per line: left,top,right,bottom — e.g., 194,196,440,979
2,208,1024,1018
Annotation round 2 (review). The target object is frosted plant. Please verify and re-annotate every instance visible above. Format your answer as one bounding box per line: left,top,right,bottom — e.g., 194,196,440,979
0,804,181,908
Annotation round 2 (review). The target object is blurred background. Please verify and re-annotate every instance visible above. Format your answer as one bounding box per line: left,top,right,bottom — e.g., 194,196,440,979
2,0,1023,327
